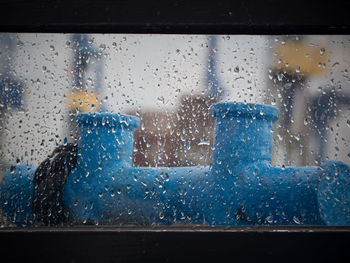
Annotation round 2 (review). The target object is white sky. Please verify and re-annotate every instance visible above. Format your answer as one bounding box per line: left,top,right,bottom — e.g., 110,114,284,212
0,34,349,166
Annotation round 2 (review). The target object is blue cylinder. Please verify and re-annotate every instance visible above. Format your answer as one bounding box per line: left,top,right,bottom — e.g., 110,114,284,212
76,112,140,169
211,102,279,167
63,113,140,224
210,102,324,225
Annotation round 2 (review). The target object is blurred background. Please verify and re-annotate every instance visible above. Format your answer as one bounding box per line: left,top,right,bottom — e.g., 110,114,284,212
0,34,349,178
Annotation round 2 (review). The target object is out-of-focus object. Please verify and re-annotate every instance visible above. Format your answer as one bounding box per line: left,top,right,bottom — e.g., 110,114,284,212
0,35,24,110
268,37,331,166
32,143,78,226
65,34,103,113
206,36,225,100
64,34,104,143
0,75,24,110
131,36,221,167
272,40,328,76
66,89,100,112
0,35,25,179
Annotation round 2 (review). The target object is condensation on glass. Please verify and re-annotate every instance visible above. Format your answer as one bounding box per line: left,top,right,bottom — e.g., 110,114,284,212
0,34,349,227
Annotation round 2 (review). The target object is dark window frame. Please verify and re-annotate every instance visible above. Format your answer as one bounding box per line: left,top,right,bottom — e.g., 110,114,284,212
0,0,349,262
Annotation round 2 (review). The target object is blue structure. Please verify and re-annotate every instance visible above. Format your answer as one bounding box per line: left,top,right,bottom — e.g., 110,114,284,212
0,35,24,110
1,102,350,226
308,89,350,163
0,74,24,110
69,34,105,112
71,34,101,90
0,164,36,226
206,36,225,100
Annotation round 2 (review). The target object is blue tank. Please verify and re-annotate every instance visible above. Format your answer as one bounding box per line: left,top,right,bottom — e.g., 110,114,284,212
1,102,350,226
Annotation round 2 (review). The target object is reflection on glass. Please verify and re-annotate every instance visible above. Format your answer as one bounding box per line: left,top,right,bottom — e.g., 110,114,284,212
0,34,349,227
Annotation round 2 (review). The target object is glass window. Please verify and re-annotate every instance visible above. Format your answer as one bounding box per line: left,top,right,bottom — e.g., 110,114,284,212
0,34,349,227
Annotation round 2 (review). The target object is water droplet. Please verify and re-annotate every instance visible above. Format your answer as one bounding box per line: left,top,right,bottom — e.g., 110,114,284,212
159,211,164,219
99,44,106,50
157,96,165,104
277,73,283,81
198,140,210,146
17,40,24,47
293,216,301,224
320,48,325,55
266,215,273,224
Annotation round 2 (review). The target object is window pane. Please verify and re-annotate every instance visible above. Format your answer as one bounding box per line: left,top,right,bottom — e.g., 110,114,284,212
0,34,349,227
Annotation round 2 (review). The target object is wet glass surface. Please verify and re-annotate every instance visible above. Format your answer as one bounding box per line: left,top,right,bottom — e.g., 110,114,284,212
0,34,349,227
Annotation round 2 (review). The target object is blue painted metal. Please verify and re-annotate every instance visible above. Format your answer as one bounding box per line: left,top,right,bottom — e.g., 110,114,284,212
0,164,36,226
1,102,350,226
